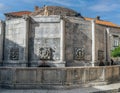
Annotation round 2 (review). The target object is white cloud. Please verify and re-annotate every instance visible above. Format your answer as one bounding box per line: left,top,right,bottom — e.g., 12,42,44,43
0,3,9,12
22,0,80,7
0,3,6,10
0,13,5,20
0,3,10,19
21,0,39,4
89,4,118,12
44,0,81,7
89,0,119,12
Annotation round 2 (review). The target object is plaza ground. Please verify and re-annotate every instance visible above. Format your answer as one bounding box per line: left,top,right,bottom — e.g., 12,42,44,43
0,82,120,93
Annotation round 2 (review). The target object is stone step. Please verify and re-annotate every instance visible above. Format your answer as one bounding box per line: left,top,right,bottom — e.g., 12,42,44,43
87,81,108,87
91,89,119,93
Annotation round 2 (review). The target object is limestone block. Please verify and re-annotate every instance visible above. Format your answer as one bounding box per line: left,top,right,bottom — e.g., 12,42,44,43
34,23,60,38
42,69,65,84
65,18,92,66
16,69,36,83
105,67,113,80
0,68,13,83
29,17,61,64
32,15,60,23
4,18,29,65
36,69,42,83
112,66,119,80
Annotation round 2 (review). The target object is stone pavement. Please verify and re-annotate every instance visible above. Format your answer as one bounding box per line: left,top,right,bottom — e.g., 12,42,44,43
0,82,120,93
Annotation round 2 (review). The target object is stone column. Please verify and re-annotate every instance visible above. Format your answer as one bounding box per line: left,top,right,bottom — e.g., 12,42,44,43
106,28,111,64
91,20,95,66
60,19,65,62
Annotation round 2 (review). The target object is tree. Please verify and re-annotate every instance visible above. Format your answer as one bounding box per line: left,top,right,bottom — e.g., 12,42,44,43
111,46,120,57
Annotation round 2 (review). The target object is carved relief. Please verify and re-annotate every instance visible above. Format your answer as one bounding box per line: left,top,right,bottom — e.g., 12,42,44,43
9,48,19,60
74,47,85,60
39,47,52,60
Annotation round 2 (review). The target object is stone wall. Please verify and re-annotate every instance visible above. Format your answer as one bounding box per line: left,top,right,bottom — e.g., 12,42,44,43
29,15,64,67
95,24,120,65
2,15,120,67
95,24,106,65
110,27,120,63
4,18,29,66
0,66,119,89
65,17,92,66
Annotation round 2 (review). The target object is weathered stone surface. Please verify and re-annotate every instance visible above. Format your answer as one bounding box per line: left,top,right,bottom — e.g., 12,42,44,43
0,66,119,89
65,17,92,66
16,69,36,83
28,16,62,67
95,24,120,65
1,11,120,67
4,18,28,66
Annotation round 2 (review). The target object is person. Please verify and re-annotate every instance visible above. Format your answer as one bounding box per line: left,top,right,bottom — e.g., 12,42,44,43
111,59,114,65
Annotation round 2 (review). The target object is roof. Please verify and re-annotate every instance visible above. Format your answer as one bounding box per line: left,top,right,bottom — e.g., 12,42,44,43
84,17,120,28
30,6,81,17
4,6,81,18
3,6,119,28
4,11,32,17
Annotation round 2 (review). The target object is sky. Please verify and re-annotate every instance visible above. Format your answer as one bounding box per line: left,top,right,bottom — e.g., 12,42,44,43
0,0,120,25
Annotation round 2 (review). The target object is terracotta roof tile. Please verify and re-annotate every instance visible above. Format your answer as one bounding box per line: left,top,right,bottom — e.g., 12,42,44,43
5,11,32,17
84,17,120,28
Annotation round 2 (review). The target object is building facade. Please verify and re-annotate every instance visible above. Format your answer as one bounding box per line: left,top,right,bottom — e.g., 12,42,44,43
0,6,120,67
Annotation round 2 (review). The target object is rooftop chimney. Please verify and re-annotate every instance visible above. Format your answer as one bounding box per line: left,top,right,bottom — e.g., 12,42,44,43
35,6,39,11
96,16,100,20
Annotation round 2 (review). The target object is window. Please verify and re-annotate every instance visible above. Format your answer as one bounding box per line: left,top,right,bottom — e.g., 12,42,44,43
9,48,19,60
113,35,119,48
114,39,119,47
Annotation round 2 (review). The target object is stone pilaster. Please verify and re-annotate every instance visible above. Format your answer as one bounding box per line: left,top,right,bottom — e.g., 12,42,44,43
60,19,65,64
106,28,111,63
91,20,96,66
23,15,30,66
0,20,4,65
